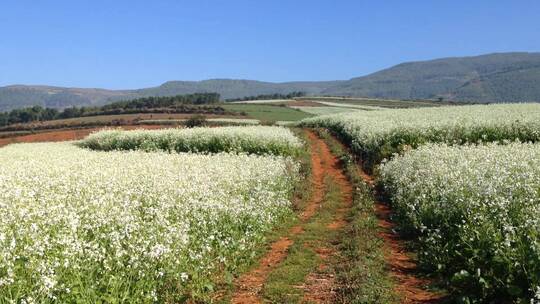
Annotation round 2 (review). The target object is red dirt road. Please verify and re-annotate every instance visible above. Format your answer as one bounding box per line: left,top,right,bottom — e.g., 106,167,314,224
0,125,165,148
231,131,330,304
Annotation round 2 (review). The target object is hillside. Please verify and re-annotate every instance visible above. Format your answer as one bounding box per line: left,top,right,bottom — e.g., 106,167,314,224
0,80,340,112
1,52,540,111
135,79,340,99
323,52,540,102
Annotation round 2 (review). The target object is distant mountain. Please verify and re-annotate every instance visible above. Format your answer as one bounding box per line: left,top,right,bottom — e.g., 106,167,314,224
135,79,341,99
0,85,136,111
1,52,540,111
322,52,540,102
0,80,341,112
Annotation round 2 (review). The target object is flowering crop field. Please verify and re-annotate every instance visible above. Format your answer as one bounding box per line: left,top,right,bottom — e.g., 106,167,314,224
379,143,540,302
79,126,301,156
0,142,299,303
300,103,540,170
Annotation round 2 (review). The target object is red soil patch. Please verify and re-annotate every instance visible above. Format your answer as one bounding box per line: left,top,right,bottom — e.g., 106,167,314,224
0,125,165,148
231,237,294,304
231,130,328,304
376,203,443,304
302,131,354,304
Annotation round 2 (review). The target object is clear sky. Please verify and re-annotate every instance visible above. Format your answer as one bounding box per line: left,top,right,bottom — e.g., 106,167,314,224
1,0,539,89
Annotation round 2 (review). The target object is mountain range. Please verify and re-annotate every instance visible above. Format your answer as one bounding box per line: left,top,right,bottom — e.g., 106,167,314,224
1,52,539,111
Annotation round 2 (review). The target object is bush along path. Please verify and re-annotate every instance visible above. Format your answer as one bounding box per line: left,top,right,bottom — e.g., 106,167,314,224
229,129,404,303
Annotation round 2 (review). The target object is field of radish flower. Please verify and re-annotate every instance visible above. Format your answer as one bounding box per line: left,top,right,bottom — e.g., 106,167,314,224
0,142,299,303
380,142,540,302
300,103,540,170
79,126,302,156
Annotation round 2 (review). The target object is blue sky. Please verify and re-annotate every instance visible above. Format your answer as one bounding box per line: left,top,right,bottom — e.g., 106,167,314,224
1,0,539,89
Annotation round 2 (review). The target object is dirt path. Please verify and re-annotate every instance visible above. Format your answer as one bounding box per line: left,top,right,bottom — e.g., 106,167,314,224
353,157,444,303
231,131,329,304
301,134,354,303
232,130,359,304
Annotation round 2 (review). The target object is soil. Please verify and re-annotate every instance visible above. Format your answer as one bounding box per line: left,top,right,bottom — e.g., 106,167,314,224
232,130,356,304
324,134,445,303
301,132,353,304
375,203,444,304
0,125,165,147
231,131,328,304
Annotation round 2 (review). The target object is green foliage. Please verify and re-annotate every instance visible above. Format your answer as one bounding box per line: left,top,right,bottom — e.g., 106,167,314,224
184,115,207,128
101,93,220,110
225,91,305,102
0,93,225,127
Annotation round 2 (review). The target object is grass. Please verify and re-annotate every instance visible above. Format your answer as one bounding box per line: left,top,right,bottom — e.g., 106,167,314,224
261,128,397,303
222,104,314,121
263,177,343,303
317,129,398,303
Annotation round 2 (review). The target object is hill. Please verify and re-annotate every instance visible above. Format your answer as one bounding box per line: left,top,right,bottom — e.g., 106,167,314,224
1,52,540,111
0,80,340,112
323,52,540,102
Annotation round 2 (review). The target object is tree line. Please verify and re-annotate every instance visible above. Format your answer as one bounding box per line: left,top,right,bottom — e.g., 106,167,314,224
0,93,222,126
225,91,306,102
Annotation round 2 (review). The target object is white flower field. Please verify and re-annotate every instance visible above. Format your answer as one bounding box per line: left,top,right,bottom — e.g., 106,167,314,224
79,126,302,156
0,138,299,302
300,103,540,302
300,103,540,170
380,143,540,300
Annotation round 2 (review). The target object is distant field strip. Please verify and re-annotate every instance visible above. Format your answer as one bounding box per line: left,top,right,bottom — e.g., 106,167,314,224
297,96,447,108
380,143,540,302
291,106,362,115
222,104,313,121
79,126,302,156
314,101,384,110
230,99,292,104
139,118,261,125
0,143,299,302
300,103,540,169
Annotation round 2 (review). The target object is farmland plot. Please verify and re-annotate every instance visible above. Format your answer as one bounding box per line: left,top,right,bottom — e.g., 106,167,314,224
300,103,540,170
380,142,540,302
79,126,302,156
0,142,299,303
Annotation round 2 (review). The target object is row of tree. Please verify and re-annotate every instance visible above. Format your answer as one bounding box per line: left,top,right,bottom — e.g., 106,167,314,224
0,93,222,127
102,93,220,110
225,91,306,102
